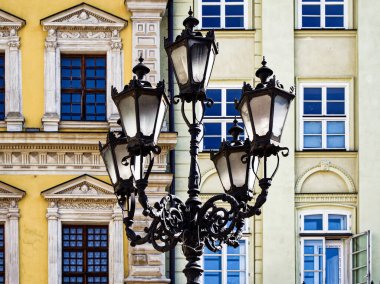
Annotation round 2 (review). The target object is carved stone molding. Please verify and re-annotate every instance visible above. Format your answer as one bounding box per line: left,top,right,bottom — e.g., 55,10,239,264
0,10,25,131
295,160,356,193
125,0,168,85
0,130,177,175
295,193,358,205
40,3,128,131
0,181,25,284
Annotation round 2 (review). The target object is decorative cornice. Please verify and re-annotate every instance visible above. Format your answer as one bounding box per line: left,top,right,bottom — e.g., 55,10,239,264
294,29,357,38
295,193,357,204
0,9,26,30
125,0,168,17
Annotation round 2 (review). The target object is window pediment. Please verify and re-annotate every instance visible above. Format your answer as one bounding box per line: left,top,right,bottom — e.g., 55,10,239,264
0,181,25,201
0,10,25,32
41,174,114,201
40,3,127,31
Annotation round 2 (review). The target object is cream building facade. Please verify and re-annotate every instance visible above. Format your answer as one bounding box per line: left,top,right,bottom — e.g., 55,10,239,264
168,0,379,283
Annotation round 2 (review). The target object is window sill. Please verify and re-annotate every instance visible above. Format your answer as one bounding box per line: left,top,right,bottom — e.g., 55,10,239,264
300,232,352,237
196,29,256,38
295,29,357,37
59,121,109,131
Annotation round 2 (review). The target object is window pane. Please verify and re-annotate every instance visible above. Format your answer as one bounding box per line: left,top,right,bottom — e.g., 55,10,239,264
302,17,321,28
202,17,221,28
226,17,244,28
227,255,245,270
304,121,322,134
304,214,323,230
226,89,241,102
328,214,347,230
327,102,345,114
204,255,221,270
204,272,222,284
326,247,340,283
302,5,321,15
327,135,345,148
204,123,221,135
326,17,344,28
326,5,344,15
226,5,244,16
0,54,4,121
327,121,345,134
304,88,322,100
304,136,322,148
304,102,322,115
226,103,240,116
327,88,345,100
202,5,220,16
227,272,245,284
207,89,222,102
204,137,221,150
205,103,222,116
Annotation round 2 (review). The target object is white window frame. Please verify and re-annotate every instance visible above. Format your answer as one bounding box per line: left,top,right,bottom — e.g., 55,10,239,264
350,231,371,284
40,3,127,131
201,86,244,151
201,237,249,284
300,210,351,234
0,10,25,131
301,237,344,284
299,83,349,150
297,0,348,29
198,0,248,30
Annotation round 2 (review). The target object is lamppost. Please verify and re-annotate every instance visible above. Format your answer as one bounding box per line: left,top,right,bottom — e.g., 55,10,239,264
99,9,295,284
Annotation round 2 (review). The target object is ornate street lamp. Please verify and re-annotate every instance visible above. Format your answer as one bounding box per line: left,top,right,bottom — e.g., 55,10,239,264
165,8,218,102
100,9,295,284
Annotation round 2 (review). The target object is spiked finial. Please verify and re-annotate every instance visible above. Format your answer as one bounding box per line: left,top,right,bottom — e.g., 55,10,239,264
132,55,150,80
255,56,273,85
183,6,199,31
228,118,244,143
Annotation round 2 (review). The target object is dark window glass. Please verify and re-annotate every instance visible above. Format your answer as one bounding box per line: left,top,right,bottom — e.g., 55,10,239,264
203,123,222,150
0,54,5,120
326,5,344,15
62,225,108,284
225,17,244,28
205,89,222,116
302,5,321,15
304,214,323,230
202,17,221,28
225,5,244,16
202,5,221,16
304,88,322,100
325,16,344,27
302,17,321,28
61,55,106,121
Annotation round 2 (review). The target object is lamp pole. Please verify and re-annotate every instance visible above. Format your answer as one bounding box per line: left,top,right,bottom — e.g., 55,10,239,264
100,9,295,284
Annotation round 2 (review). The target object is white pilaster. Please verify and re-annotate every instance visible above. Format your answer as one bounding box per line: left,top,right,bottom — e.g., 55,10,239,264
125,0,168,84
46,204,60,284
42,29,59,132
112,209,124,284
7,206,20,284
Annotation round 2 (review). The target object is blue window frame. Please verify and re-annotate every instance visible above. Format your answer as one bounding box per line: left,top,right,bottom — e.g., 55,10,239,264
301,84,348,150
0,225,4,284
61,55,106,121
200,0,246,29
298,0,346,29
203,240,247,284
203,88,243,151
0,54,5,121
62,225,108,284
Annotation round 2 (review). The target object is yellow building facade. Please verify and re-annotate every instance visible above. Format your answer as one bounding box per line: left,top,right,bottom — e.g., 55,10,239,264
0,1,175,283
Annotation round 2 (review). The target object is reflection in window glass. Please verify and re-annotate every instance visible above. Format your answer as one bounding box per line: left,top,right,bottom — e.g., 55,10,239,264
304,214,323,230
201,0,245,29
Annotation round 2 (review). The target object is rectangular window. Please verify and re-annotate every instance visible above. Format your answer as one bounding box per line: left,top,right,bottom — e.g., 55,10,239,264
300,211,352,284
0,225,4,284
203,240,247,283
298,0,347,29
61,55,107,121
351,231,371,284
203,88,243,151
0,54,5,121
300,84,348,150
200,0,247,29
62,225,108,284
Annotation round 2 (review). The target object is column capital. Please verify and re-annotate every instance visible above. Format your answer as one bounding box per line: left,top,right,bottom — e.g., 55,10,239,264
125,0,168,18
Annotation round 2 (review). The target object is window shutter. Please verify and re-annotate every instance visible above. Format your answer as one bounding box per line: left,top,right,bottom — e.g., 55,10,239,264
351,231,371,284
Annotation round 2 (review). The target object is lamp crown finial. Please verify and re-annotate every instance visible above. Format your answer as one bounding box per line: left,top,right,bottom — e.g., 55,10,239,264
183,6,199,31
255,55,273,85
228,118,244,142
132,55,150,80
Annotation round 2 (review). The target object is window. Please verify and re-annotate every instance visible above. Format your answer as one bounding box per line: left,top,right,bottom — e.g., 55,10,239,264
202,88,243,151
0,54,4,121
298,0,347,29
203,240,247,284
200,0,247,29
300,84,348,150
0,225,4,284
351,231,371,284
61,55,106,121
300,211,351,284
62,225,108,284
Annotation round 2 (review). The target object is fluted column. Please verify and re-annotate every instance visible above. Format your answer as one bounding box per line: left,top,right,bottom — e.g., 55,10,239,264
7,205,20,284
